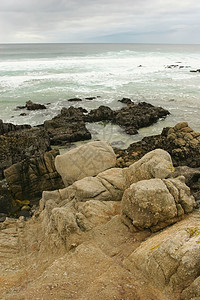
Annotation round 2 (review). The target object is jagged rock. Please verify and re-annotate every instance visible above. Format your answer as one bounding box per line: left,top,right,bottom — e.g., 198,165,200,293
4,150,64,204
118,122,200,168
124,211,200,299
0,119,31,135
121,177,196,232
0,127,51,180
84,105,113,122
55,141,116,186
26,100,46,110
44,106,91,145
113,102,169,135
84,102,169,135
118,98,133,105
0,180,13,215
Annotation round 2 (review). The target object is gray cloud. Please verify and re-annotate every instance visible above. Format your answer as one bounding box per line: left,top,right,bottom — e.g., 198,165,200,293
0,0,199,43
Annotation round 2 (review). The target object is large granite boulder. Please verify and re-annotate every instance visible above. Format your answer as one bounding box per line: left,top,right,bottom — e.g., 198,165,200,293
44,106,91,145
4,150,64,204
125,148,174,186
55,141,116,186
124,211,200,299
121,177,196,232
0,127,51,180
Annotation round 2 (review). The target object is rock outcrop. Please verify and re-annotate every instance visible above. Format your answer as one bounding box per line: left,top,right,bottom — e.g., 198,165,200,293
117,122,200,168
55,141,116,186
4,150,64,204
0,144,199,300
85,102,169,135
0,127,51,180
0,119,31,135
124,211,200,299
44,106,91,145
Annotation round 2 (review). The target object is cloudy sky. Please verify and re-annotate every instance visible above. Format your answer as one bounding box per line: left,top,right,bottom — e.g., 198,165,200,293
0,0,200,44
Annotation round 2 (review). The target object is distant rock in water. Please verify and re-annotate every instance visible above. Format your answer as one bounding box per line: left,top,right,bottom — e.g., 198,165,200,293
118,98,133,105
68,98,82,102
25,100,47,110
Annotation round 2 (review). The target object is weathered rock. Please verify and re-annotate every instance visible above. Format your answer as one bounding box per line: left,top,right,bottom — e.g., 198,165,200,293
55,141,116,186
26,100,46,110
0,180,13,215
113,102,169,134
0,119,31,135
125,148,174,186
4,150,64,204
84,102,169,135
124,211,200,299
121,177,196,232
117,122,200,168
84,105,114,122
44,106,91,145
0,127,51,180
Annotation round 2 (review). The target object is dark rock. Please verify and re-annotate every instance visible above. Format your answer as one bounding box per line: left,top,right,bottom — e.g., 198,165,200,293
0,127,51,180
0,213,7,222
171,166,200,194
19,113,27,116
85,97,96,100
118,98,133,105
19,210,31,218
113,102,169,130
0,119,31,135
84,106,113,122
78,107,88,113
190,69,200,73
116,122,200,169
26,100,47,110
44,106,91,145
4,150,64,205
68,98,82,102
124,126,138,135
0,180,13,214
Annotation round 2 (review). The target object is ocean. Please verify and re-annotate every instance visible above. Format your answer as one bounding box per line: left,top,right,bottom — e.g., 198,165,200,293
0,43,199,148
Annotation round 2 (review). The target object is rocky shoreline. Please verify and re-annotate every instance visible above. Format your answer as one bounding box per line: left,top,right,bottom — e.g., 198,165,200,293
0,98,200,298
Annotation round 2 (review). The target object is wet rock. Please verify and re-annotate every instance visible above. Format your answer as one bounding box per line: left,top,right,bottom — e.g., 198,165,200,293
190,69,200,73
85,97,97,100
44,106,91,145
26,100,47,110
84,105,113,122
4,150,64,204
55,141,116,187
68,98,82,102
0,127,51,180
118,98,133,105
0,119,31,135
0,180,13,214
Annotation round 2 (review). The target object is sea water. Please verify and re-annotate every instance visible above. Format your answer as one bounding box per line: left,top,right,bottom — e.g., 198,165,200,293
0,43,199,148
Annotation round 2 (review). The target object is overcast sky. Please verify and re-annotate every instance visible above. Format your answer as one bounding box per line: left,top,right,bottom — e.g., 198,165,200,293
0,0,200,44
